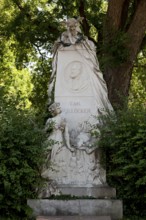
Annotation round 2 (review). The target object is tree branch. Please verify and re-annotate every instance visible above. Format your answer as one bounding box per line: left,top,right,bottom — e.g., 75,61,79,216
120,0,130,30
78,0,90,37
140,35,146,51
125,0,139,31
78,0,97,45
127,0,146,61
14,1,31,19
134,64,146,68
106,0,126,32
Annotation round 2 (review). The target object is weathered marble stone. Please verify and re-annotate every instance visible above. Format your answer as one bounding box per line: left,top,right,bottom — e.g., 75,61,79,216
36,216,111,220
28,199,123,220
44,43,113,188
42,17,114,194
28,18,123,220
55,45,99,144
55,185,116,198
55,44,113,145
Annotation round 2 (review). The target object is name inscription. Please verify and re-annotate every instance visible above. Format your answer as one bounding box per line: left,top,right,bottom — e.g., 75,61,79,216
62,108,91,113
69,101,80,106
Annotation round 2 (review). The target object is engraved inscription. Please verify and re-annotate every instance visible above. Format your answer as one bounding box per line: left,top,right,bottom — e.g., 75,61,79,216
70,101,80,106
62,108,91,113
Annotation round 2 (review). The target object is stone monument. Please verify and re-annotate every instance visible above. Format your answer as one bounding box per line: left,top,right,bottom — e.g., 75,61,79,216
42,17,113,191
28,17,123,220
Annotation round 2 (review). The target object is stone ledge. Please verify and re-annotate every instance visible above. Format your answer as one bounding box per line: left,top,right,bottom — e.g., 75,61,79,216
36,216,111,220
57,185,116,198
28,199,123,220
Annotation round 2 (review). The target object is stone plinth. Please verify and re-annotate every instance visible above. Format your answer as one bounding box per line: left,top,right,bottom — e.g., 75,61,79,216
27,199,123,220
36,216,111,220
57,185,116,198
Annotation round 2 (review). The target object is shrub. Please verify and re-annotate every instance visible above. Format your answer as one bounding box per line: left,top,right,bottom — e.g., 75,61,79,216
97,107,146,217
0,100,45,219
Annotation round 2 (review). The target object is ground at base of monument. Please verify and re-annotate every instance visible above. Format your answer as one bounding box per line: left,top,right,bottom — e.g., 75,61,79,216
36,216,111,220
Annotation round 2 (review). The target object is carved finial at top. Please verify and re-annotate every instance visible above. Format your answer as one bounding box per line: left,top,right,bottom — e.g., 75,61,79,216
61,17,84,35
59,17,84,46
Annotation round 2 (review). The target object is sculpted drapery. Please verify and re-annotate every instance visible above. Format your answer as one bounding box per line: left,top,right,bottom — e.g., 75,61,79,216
41,18,114,191
49,17,113,113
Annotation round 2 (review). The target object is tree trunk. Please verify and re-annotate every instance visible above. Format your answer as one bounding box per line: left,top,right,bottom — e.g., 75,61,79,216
104,63,133,109
104,0,146,109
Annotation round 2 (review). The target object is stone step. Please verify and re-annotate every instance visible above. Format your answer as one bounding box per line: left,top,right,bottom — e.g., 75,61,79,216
57,185,116,198
36,216,111,220
28,199,122,220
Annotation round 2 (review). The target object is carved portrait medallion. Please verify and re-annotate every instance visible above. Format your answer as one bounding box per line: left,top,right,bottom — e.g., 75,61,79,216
63,61,89,92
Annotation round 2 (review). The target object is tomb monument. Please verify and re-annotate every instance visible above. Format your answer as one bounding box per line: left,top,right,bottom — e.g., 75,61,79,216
28,17,123,220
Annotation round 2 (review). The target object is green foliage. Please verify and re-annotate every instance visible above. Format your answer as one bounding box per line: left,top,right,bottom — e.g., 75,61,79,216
129,53,146,108
30,57,51,112
97,107,146,217
0,38,33,109
0,0,59,111
122,217,145,220
100,31,129,69
0,98,45,219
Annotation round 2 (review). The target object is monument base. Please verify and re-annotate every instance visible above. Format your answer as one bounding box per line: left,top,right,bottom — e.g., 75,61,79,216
36,216,111,220
27,199,123,220
57,185,116,198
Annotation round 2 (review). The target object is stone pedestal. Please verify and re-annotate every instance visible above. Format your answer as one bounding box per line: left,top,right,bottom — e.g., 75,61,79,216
36,216,111,220
57,185,116,198
28,199,123,220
